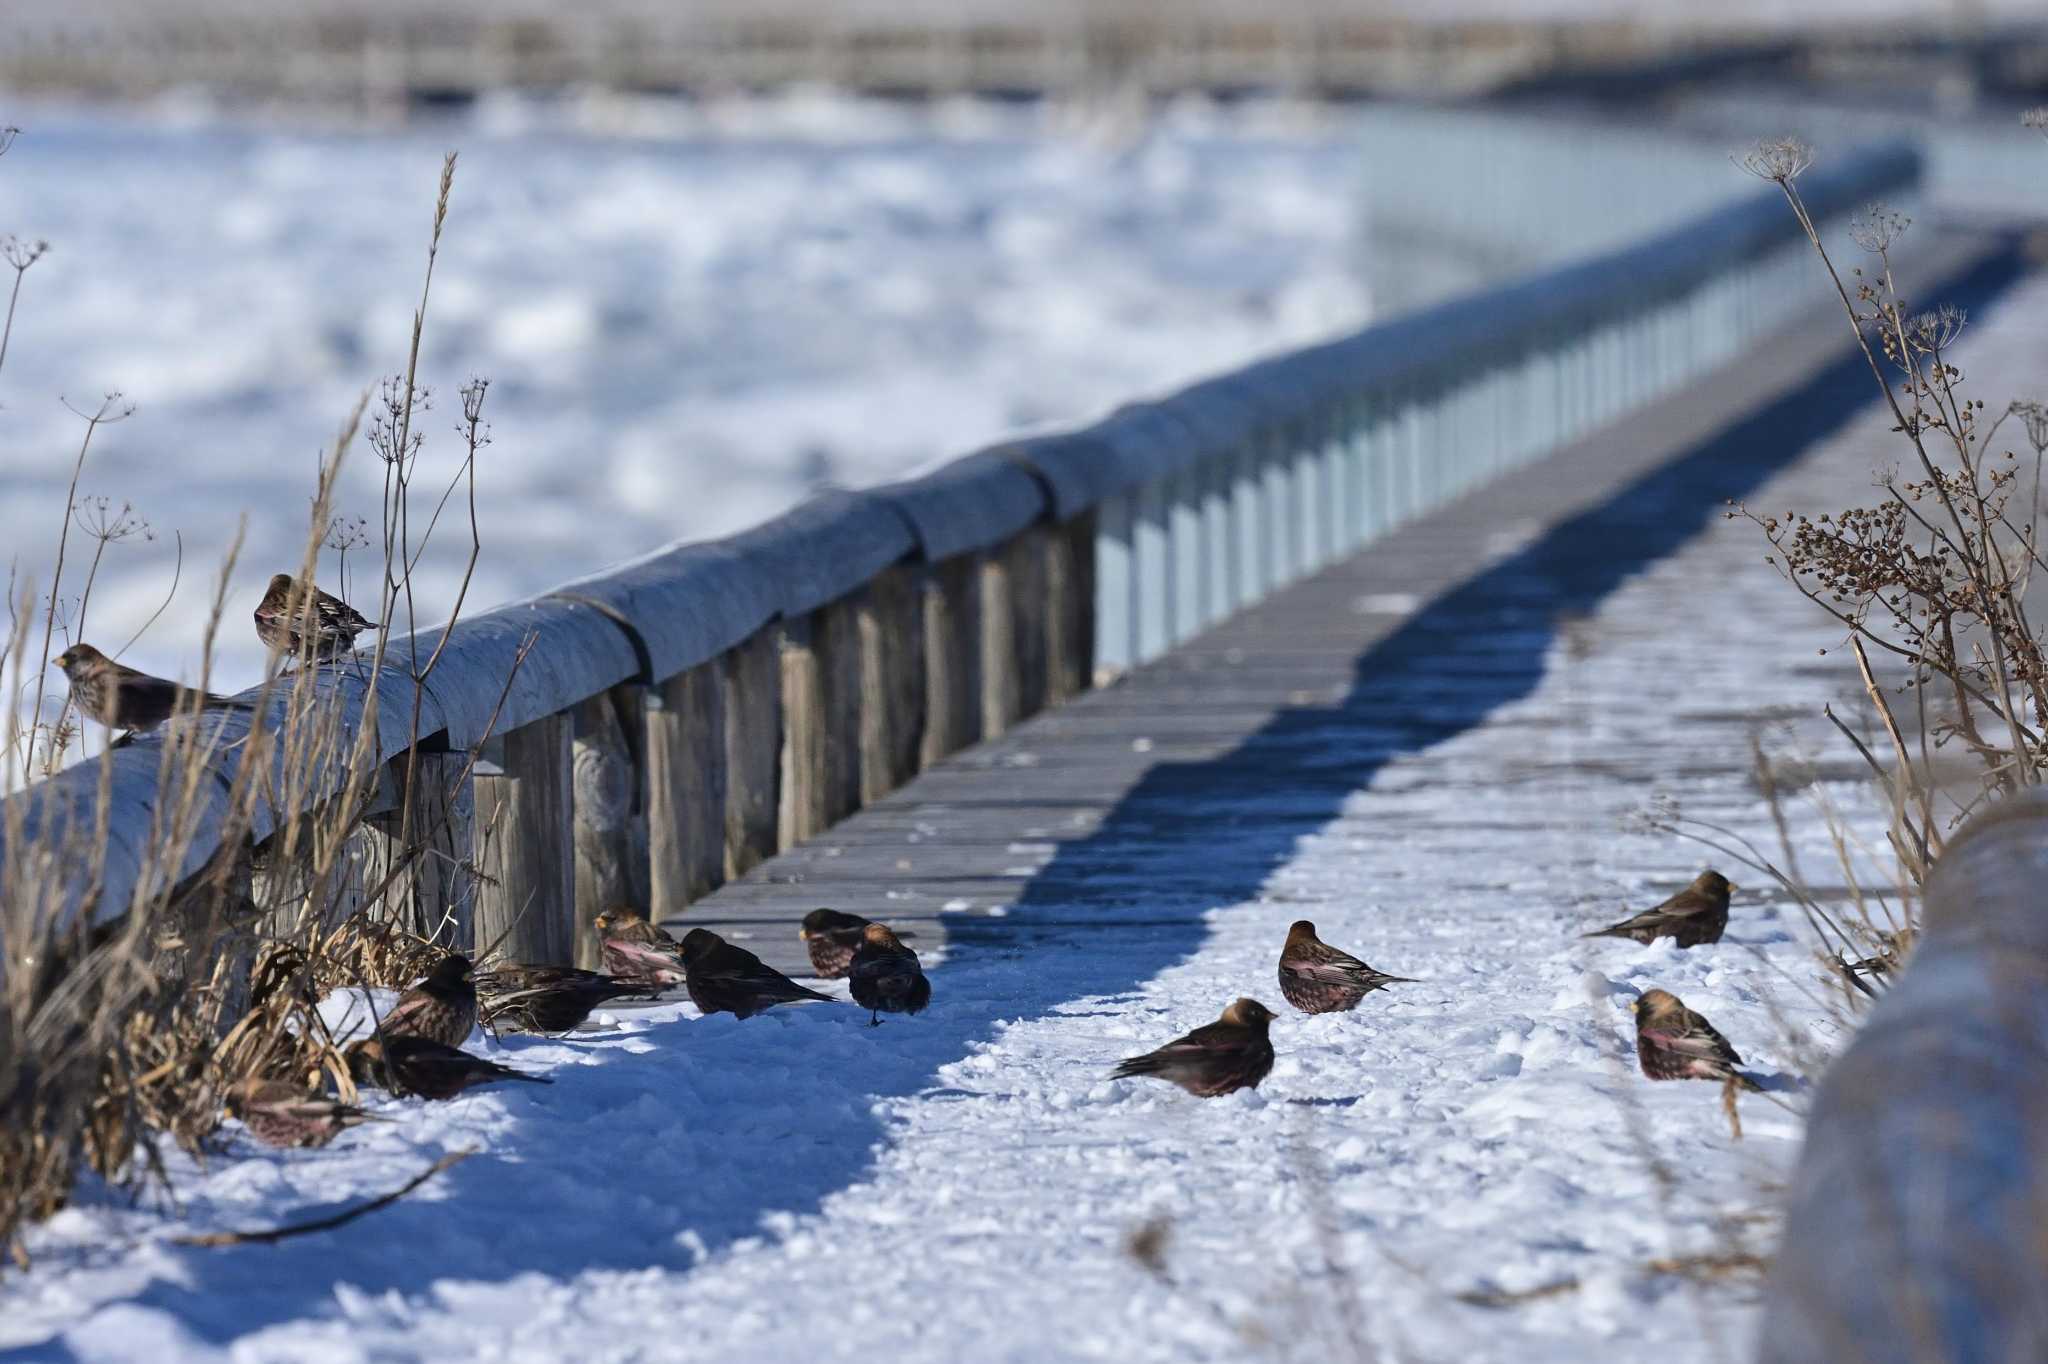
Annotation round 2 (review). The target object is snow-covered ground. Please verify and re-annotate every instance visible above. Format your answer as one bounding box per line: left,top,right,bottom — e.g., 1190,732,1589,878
0,92,1368,695
13,248,2039,1363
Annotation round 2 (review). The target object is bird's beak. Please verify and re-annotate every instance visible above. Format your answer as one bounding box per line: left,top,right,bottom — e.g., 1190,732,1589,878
1628,1001,1640,1014
798,929,810,939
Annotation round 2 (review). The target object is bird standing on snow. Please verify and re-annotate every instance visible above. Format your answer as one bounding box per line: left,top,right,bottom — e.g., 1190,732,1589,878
847,922,929,1027
53,643,251,740
1113,998,1278,1098
1276,920,1416,1014
1583,871,1734,948
592,907,687,989
678,929,835,1020
381,955,478,1048
346,1036,551,1100
1632,988,1760,1089
226,1078,384,1148
800,908,877,979
476,963,646,1033
253,572,379,663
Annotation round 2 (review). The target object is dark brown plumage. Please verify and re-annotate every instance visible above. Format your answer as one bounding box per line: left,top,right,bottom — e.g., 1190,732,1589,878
254,572,378,663
592,907,687,989
345,1035,551,1100
678,928,834,1020
1277,920,1416,1014
1633,988,1761,1089
800,908,874,980
53,643,250,738
1583,871,1735,948
475,963,644,1033
847,922,929,1027
226,1077,383,1148
382,955,478,1048
1113,998,1278,1098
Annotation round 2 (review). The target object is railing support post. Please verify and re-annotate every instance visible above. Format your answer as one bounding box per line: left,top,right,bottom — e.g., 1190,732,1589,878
921,553,983,765
859,563,926,804
473,714,575,965
570,690,645,967
721,625,781,878
646,661,726,920
778,598,861,848
356,751,475,950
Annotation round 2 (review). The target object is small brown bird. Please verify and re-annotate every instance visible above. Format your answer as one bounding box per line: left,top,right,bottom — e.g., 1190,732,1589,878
53,643,251,739
382,955,478,1048
847,922,929,1027
592,907,687,989
678,928,835,1020
475,963,645,1033
800,908,875,980
253,572,378,663
1632,988,1761,1089
1277,920,1416,1014
226,1077,384,1148
1113,998,1278,1098
345,1036,551,1101
1583,871,1735,948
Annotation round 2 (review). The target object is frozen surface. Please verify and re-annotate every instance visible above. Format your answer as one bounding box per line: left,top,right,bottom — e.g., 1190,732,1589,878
0,93,1368,703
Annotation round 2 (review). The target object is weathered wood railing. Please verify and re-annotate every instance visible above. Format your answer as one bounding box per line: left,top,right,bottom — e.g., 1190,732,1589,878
0,139,1921,972
1760,791,2048,1362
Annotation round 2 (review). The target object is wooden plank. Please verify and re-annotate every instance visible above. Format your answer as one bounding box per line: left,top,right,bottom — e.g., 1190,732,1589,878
1047,510,1095,704
921,552,983,765
472,713,575,965
859,563,926,804
721,625,781,878
982,525,1050,737
777,596,862,848
647,659,727,917
570,691,642,969
356,751,476,949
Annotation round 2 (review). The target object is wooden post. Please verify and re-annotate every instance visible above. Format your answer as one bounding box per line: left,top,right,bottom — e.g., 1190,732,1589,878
570,692,641,970
1047,510,1096,704
859,564,926,804
356,751,475,949
921,553,983,766
722,626,781,878
647,659,726,920
982,524,1051,738
777,596,862,848
472,713,575,966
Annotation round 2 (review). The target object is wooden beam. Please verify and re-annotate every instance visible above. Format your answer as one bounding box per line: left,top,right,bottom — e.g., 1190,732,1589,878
859,563,926,804
722,625,782,878
1047,510,1096,704
921,552,983,766
472,713,575,966
777,597,862,848
355,752,476,950
982,524,1050,738
570,691,643,969
647,660,727,919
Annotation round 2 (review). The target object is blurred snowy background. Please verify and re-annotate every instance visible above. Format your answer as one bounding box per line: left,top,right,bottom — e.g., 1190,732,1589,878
0,92,1370,691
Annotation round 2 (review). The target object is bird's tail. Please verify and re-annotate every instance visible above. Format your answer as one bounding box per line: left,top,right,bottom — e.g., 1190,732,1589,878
1733,1071,1766,1093
203,693,259,711
1112,1054,1165,1080
501,1069,553,1086
1579,924,1631,940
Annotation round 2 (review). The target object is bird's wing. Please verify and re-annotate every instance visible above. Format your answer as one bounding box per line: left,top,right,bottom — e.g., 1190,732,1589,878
1284,952,1371,985
1642,1026,1734,1063
1650,888,1718,919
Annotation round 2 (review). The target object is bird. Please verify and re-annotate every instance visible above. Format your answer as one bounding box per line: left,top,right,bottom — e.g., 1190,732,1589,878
345,1036,551,1101
475,963,645,1033
1632,988,1761,1090
1113,998,1278,1098
1583,871,1735,948
800,908,876,980
226,1077,384,1148
253,572,378,663
1276,920,1416,1014
677,928,835,1020
592,907,687,989
847,922,929,1027
52,643,251,739
381,955,478,1048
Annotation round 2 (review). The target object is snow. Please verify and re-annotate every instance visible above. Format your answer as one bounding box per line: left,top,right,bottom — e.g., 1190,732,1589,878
0,92,1368,706
14,254,2039,1362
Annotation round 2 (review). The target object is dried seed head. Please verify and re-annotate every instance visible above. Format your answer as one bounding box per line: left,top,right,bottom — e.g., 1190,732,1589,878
1736,137,1814,184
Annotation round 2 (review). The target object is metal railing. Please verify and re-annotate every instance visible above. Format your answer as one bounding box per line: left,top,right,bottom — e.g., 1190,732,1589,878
0,135,1922,971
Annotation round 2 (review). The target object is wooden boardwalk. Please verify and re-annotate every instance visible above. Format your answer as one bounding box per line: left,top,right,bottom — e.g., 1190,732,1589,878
669,232,2024,980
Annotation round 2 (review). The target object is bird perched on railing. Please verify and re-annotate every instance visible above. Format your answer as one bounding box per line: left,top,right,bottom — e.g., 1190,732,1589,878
592,907,687,989
800,908,877,980
1632,988,1760,1090
345,1035,551,1100
253,572,378,664
1276,920,1416,1014
53,643,251,740
847,922,929,1027
381,955,478,1048
1583,871,1734,948
677,929,835,1020
226,1077,386,1148
1113,998,1277,1097
475,963,645,1033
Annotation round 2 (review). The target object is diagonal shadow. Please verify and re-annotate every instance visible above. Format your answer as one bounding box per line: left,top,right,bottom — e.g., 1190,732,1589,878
5,244,2023,1357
